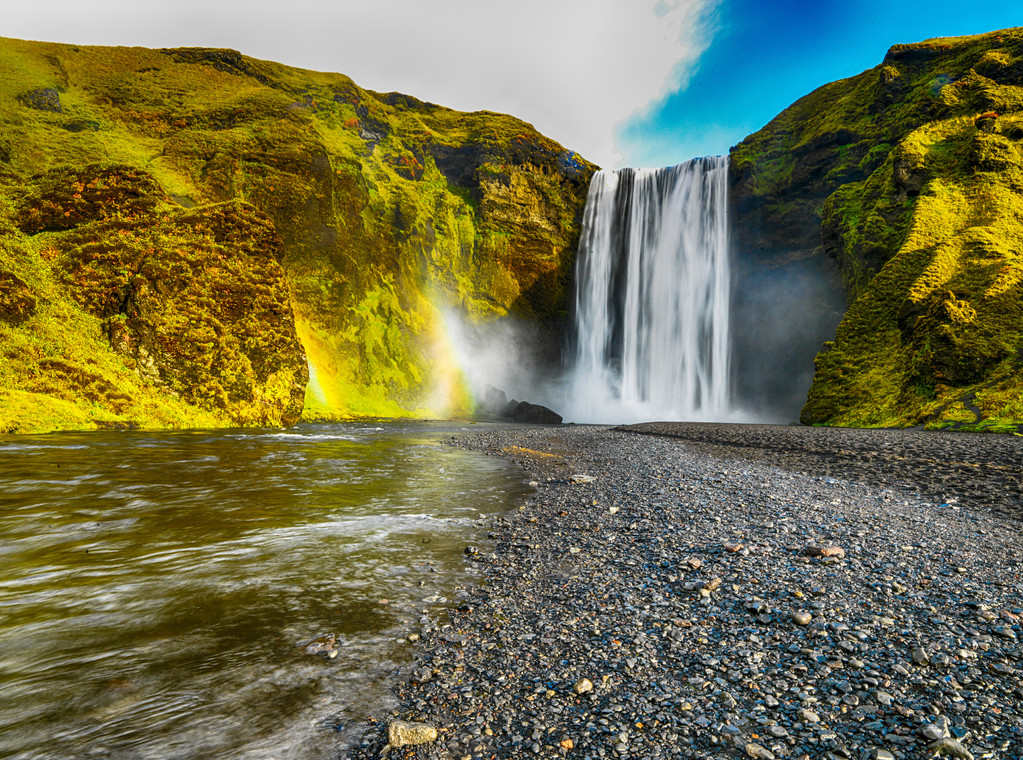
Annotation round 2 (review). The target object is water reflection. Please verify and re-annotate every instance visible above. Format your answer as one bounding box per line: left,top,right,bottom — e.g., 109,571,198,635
0,423,526,759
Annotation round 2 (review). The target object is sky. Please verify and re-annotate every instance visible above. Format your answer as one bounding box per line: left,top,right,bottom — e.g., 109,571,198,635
3,1,1022,168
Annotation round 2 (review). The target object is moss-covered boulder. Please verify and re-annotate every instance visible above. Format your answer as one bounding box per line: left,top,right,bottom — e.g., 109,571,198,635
0,36,594,432
731,27,1023,431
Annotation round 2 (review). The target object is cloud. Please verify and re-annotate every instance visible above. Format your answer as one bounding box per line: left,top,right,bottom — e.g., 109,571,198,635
4,0,719,168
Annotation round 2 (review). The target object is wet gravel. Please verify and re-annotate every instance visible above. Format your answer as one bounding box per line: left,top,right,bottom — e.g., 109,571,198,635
349,424,1022,760
620,423,1022,521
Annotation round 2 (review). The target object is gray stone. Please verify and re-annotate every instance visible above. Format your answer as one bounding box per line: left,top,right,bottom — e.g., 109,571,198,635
798,708,820,723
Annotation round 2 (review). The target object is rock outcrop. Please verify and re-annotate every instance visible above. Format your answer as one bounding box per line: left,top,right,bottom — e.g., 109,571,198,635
0,36,594,433
731,27,1023,431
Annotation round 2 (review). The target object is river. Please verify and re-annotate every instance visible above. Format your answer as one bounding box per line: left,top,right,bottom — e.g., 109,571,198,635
0,422,529,759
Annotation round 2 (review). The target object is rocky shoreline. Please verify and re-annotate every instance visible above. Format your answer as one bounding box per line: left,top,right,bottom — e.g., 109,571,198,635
350,424,1022,760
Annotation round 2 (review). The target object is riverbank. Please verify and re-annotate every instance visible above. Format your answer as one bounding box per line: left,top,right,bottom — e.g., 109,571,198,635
351,423,1022,760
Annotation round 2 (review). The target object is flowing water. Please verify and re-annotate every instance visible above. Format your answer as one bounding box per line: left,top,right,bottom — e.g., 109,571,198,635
567,156,732,423
0,423,529,759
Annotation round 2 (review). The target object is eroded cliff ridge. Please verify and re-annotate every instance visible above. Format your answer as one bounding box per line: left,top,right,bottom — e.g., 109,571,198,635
731,27,1023,431
0,38,593,433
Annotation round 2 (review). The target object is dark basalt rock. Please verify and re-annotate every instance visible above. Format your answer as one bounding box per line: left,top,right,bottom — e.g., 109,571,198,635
62,119,100,133
502,400,563,425
18,87,62,113
0,271,36,325
161,47,279,89
476,386,563,425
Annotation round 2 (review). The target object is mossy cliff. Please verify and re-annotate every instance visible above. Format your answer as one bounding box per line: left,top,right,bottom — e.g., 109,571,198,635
731,27,1023,431
0,37,594,433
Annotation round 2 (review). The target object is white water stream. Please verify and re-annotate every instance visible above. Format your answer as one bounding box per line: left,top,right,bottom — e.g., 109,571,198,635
566,156,732,423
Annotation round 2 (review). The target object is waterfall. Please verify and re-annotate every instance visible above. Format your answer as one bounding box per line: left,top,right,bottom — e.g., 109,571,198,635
566,156,731,423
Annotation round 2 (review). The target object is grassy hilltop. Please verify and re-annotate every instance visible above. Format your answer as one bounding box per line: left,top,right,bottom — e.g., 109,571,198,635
731,27,1023,431
0,38,594,433
2,29,1021,434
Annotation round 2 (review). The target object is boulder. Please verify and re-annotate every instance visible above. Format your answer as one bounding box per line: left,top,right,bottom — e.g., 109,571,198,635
503,400,563,425
475,385,563,424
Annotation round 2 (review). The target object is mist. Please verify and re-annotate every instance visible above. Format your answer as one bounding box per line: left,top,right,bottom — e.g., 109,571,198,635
439,309,566,416
440,192,848,427
729,255,847,423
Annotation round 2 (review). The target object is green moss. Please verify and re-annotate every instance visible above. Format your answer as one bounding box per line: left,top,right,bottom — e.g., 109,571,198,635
0,36,595,432
0,163,307,432
731,27,1023,431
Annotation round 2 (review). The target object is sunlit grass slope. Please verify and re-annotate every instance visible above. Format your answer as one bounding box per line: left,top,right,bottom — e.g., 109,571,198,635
0,38,594,432
732,28,1023,431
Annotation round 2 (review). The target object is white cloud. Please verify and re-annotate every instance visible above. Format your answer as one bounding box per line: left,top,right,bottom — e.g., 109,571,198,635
3,0,718,167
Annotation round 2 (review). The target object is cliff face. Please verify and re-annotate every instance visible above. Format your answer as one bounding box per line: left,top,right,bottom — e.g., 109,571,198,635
0,38,594,433
731,28,1023,431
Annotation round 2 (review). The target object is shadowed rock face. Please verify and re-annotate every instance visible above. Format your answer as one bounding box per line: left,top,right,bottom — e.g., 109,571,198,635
0,36,595,433
0,271,36,325
730,26,1023,431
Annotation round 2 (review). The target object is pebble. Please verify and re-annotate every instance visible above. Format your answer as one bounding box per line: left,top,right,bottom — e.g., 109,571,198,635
349,425,1023,760
745,742,776,759
792,610,812,625
573,678,594,695
927,738,974,759
922,721,950,740
799,708,820,723
386,720,437,747
804,544,846,559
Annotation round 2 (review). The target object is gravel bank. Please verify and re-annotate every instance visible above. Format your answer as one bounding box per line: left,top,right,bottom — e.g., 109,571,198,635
351,424,1022,760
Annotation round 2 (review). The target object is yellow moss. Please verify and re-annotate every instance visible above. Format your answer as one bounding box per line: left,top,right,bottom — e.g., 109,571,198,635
0,35,596,432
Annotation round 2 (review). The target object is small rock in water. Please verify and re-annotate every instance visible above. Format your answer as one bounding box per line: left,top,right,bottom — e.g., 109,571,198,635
387,720,438,747
792,610,812,626
302,634,339,659
573,677,594,695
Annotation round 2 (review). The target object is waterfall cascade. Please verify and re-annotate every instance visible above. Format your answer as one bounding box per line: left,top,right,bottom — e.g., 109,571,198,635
566,156,732,423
